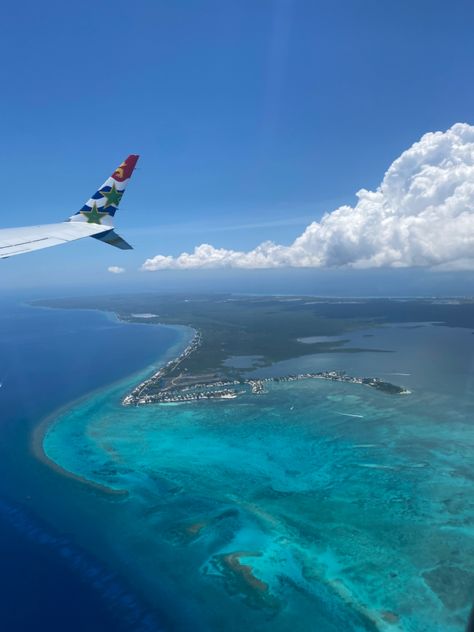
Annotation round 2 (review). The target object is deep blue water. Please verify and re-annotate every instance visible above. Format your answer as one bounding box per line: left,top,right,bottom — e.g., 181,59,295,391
1,298,473,631
0,299,183,631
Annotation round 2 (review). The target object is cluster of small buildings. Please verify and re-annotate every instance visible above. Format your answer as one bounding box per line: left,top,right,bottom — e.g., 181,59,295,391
122,331,202,406
123,346,408,408
131,388,240,405
179,378,241,392
248,380,265,394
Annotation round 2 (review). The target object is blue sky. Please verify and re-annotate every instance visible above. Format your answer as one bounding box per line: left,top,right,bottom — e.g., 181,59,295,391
1,0,474,294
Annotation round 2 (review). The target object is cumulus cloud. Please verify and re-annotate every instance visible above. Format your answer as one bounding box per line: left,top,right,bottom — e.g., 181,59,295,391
108,266,125,274
141,123,474,271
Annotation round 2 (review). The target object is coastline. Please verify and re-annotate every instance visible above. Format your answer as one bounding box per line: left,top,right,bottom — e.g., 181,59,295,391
30,301,409,494
30,307,195,494
25,302,474,630
32,302,410,493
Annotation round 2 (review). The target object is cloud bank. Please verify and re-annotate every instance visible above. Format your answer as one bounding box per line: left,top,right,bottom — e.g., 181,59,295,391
142,123,474,271
108,266,125,274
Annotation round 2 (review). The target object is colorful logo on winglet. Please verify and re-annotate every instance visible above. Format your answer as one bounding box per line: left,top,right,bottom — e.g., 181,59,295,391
112,155,139,182
72,155,139,222
99,183,123,210
80,202,109,224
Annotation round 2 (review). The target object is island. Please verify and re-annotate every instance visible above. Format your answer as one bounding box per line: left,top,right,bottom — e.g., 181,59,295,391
32,294,425,405
121,329,410,405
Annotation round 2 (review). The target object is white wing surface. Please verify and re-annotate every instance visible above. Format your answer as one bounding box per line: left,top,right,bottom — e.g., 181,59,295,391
0,154,139,259
0,222,110,259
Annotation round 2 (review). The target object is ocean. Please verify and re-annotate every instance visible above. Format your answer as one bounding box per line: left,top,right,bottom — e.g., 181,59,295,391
1,298,474,631
0,299,185,631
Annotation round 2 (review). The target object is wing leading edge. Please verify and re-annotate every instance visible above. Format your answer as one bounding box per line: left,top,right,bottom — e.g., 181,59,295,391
0,155,139,259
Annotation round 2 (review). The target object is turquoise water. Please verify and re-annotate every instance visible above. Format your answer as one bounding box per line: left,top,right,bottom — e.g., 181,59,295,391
43,323,474,632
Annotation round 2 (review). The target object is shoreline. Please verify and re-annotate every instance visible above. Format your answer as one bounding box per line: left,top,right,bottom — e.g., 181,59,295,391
30,303,408,494
17,300,470,630
112,313,410,406
122,327,201,405
30,306,195,494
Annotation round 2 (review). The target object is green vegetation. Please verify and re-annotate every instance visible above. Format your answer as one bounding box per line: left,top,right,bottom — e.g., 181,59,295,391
36,294,474,380
37,294,375,377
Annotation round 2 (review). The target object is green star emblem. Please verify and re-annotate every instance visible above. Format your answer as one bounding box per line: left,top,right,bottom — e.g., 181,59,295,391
81,203,109,224
99,183,123,208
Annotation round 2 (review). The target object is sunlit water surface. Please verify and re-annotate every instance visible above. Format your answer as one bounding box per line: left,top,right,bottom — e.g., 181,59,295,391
43,321,474,632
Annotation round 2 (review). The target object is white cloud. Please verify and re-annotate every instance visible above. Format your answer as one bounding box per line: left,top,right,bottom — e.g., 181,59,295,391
108,266,125,274
141,123,474,271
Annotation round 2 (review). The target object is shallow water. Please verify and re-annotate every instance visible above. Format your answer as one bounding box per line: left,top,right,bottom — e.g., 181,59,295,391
43,322,474,632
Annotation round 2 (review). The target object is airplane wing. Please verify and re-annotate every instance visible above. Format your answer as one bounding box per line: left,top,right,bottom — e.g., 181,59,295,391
0,222,114,258
0,154,139,259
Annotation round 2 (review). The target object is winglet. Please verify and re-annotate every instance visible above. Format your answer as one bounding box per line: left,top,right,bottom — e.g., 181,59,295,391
92,229,133,250
70,155,140,226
